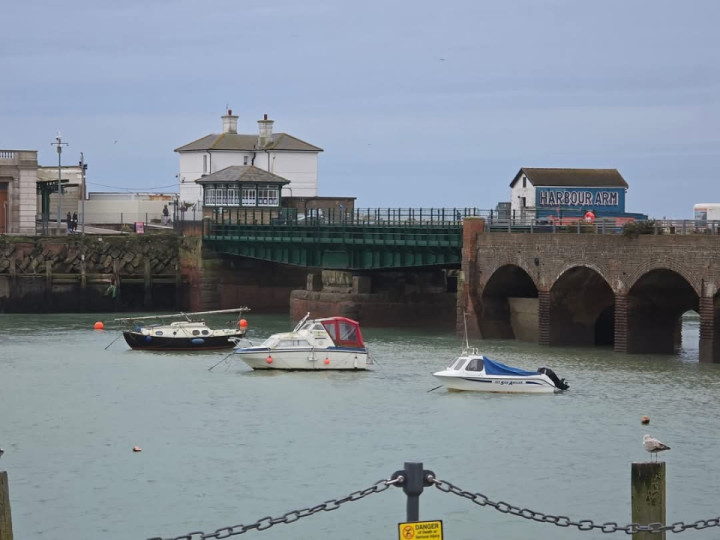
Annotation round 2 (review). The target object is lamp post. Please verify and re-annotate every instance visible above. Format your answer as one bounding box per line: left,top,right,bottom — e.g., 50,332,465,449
79,153,87,235
51,133,68,229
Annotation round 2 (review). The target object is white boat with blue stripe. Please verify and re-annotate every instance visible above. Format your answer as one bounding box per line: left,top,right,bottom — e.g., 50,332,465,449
433,350,569,393
233,313,371,371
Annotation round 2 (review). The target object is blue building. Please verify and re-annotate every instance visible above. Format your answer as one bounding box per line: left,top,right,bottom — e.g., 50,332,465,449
508,168,646,224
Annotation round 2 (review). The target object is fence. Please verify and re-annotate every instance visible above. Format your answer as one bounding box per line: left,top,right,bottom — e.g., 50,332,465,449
3,461,720,539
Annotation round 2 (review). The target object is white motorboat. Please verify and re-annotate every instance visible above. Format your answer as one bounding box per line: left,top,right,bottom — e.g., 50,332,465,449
433,350,569,393
233,313,371,370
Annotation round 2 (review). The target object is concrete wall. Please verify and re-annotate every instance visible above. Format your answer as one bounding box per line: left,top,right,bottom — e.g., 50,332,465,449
0,150,39,234
508,297,538,342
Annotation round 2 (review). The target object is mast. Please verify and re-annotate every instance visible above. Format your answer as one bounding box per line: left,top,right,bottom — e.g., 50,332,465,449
114,307,250,322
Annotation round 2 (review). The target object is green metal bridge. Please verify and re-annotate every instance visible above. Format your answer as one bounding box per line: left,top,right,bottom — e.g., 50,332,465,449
203,207,480,270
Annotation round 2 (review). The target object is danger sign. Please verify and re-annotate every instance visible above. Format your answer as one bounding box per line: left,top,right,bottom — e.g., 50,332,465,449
398,520,443,540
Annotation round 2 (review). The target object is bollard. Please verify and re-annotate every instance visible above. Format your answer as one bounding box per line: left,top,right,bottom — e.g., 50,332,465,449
391,462,435,522
631,461,665,540
0,471,13,540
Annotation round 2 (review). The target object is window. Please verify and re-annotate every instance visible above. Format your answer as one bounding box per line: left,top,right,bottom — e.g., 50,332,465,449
217,184,228,206
522,176,527,188
205,187,217,206
243,155,249,165
451,358,467,370
203,155,208,173
242,186,256,206
227,187,239,205
258,186,279,207
466,358,484,371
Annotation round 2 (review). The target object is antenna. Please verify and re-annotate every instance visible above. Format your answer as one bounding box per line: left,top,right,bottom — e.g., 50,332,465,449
463,312,470,351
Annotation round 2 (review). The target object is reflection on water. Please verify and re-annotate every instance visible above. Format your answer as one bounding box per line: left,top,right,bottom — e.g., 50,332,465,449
1,312,719,540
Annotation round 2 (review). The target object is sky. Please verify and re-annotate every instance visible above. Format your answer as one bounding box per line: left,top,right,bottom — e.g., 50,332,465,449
2,0,719,218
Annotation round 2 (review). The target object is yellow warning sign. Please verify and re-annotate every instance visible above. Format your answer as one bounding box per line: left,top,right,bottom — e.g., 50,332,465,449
398,520,443,540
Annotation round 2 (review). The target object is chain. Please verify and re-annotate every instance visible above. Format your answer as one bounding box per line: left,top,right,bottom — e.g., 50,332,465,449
432,477,720,534
146,478,398,540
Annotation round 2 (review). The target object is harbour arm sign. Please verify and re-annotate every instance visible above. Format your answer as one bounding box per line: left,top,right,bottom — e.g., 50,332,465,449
536,187,624,210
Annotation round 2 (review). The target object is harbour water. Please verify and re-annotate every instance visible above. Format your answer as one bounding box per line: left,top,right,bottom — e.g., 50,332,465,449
2,313,720,540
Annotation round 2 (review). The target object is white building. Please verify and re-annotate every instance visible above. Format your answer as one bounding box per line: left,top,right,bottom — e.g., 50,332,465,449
174,111,323,208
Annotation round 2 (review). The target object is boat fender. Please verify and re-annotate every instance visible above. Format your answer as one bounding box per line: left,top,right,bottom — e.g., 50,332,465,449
145,335,152,343
191,338,205,345
537,367,569,390
135,326,142,332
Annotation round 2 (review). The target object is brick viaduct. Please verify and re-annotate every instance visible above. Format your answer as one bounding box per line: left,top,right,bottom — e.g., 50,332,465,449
460,218,720,363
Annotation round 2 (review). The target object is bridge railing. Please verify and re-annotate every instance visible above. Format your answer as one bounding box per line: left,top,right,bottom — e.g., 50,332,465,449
208,207,488,227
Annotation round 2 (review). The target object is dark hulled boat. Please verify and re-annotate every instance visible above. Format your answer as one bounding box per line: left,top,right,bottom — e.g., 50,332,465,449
115,308,250,351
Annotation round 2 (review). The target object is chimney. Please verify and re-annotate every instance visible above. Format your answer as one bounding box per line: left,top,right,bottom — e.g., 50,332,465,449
257,113,274,147
222,109,238,134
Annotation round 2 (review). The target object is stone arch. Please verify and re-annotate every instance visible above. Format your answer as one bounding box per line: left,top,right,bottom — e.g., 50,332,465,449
479,264,539,340
626,268,699,354
548,265,615,346
625,260,701,297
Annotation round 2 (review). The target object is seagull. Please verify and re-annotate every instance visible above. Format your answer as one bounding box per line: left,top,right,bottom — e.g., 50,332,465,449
643,434,670,461
0,448,4,458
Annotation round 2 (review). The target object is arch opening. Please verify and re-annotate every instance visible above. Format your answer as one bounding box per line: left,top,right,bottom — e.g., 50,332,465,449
549,266,614,347
479,265,538,340
627,269,698,355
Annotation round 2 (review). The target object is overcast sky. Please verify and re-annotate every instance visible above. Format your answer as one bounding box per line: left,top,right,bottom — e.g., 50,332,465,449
2,0,719,217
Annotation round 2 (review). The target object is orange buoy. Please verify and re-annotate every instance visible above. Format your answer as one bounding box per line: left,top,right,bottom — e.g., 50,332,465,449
93,321,104,330
266,356,273,364
238,319,248,328
133,446,142,452
324,358,330,365
641,415,650,425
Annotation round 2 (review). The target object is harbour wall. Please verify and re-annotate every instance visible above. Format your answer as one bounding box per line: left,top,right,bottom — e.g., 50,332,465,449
0,234,459,328
0,234,182,312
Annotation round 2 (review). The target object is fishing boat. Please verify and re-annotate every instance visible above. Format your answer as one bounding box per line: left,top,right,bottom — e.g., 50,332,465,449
233,312,371,370
433,350,569,393
115,308,250,351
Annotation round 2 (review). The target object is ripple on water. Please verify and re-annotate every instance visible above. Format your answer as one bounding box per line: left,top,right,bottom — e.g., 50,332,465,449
1,313,719,540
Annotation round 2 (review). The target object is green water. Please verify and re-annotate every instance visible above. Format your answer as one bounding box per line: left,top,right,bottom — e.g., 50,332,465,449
1,313,719,539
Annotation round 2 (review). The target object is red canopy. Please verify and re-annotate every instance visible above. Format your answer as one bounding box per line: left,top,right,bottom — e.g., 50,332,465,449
321,317,365,348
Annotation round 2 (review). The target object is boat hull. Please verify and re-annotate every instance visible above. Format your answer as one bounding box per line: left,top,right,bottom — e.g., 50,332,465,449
122,331,244,351
433,372,560,393
236,348,370,370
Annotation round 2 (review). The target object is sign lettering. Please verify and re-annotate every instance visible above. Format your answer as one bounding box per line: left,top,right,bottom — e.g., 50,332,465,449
537,189,620,208
398,521,443,540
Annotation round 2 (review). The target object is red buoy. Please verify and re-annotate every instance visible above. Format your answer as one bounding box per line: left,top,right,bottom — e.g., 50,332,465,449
238,319,248,328
266,356,273,364
93,321,104,330
324,358,330,365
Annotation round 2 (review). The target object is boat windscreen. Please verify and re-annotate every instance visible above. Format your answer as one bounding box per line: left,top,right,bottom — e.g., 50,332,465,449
322,318,365,348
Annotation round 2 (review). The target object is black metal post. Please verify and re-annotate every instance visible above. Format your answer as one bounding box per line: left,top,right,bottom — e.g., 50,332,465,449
391,462,435,522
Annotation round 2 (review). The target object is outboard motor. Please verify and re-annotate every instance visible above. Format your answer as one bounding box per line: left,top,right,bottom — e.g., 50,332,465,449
537,367,569,390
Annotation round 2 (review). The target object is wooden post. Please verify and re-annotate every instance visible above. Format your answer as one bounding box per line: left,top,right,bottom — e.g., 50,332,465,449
631,461,666,540
0,471,14,540
144,258,152,308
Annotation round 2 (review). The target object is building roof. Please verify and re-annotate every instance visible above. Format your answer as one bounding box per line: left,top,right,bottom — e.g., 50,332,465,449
174,132,323,153
510,168,629,188
194,165,291,185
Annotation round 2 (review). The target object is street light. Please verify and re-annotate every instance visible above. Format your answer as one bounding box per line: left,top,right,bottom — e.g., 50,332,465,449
51,133,68,230
79,153,87,235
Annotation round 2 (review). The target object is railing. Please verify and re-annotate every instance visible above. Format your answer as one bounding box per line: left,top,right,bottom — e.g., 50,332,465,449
144,461,719,539
207,207,483,227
